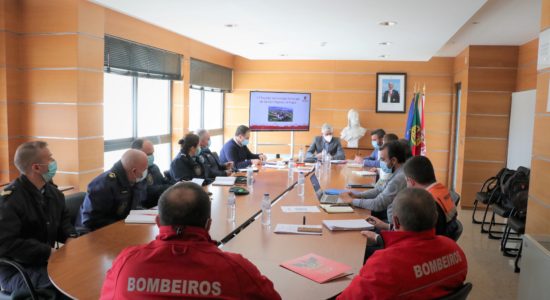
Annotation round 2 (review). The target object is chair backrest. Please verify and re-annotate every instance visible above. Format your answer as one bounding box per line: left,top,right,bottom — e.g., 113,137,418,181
449,190,461,206
450,219,464,242
437,282,473,300
0,259,38,300
65,192,86,226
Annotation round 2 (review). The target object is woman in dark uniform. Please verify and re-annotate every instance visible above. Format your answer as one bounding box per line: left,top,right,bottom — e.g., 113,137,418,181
169,133,210,184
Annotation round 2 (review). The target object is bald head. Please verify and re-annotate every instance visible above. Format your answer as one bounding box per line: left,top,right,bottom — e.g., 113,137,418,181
158,182,211,228
131,139,154,156
121,149,148,183
392,188,437,232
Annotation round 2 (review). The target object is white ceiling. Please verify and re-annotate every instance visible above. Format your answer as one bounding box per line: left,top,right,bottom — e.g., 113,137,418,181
91,0,541,61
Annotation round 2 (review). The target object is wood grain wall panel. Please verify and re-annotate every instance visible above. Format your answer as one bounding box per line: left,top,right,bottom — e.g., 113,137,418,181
464,115,509,138
19,0,78,33
468,46,519,68
20,70,79,102
256,131,291,144
77,71,102,103
423,94,452,113
425,132,451,150
77,105,102,137
2,0,20,33
43,139,80,172
0,32,6,67
529,158,550,206
461,183,483,207
257,145,291,155
462,161,505,183
77,170,102,191
18,103,78,137
532,115,550,158
542,0,550,29
51,173,80,191
453,48,469,74
535,72,550,113
0,69,5,101
428,151,450,172
77,0,104,37
19,35,78,68
467,92,511,115
526,200,550,235
77,35,103,70
516,39,538,92
464,138,508,162
78,138,103,172
3,32,18,67
468,68,517,92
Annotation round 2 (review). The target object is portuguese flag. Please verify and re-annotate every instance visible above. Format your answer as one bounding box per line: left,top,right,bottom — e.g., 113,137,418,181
405,92,426,156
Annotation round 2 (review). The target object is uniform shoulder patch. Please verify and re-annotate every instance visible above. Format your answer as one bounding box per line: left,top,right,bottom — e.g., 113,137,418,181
108,172,117,179
0,189,12,197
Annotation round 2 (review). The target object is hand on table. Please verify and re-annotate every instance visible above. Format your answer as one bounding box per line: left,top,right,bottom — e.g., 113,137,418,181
369,167,378,174
225,161,234,170
360,230,379,245
354,155,364,163
251,159,261,166
338,191,355,204
366,216,390,230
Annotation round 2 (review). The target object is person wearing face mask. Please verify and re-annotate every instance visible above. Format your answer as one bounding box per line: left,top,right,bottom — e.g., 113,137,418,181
169,133,211,184
219,125,266,170
131,139,171,208
354,128,386,167
305,123,346,161
76,149,148,232
0,141,77,295
340,141,408,222
100,182,281,299
196,129,233,178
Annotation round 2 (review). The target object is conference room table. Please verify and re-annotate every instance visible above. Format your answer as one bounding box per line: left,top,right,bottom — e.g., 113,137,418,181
48,163,376,299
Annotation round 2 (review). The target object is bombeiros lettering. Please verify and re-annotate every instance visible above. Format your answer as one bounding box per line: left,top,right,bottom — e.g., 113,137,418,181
127,277,222,296
412,251,462,279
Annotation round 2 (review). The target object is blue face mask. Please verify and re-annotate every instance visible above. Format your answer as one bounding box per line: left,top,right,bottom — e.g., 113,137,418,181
207,139,212,149
380,160,393,174
195,146,202,156
371,140,380,150
147,155,154,167
242,139,250,146
42,161,57,182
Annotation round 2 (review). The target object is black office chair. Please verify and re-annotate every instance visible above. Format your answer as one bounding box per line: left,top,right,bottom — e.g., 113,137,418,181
449,219,464,242
0,259,38,300
437,282,473,300
64,192,86,226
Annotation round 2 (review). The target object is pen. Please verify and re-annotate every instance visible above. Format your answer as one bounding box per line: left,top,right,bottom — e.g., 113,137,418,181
303,216,306,225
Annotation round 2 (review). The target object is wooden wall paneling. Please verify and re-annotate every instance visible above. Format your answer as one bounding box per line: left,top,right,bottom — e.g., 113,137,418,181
77,35,103,70
462,161,505,183
19,35,78,68
463,138,508,162
541,0,550,29
468,68,518,92
19,0,78,33
77,105,102,137
535,72,550,113
468,46,519,68
465,115,510,138
529,158,550,206
467,92,512,115
516,39,539,92
531,115,550,158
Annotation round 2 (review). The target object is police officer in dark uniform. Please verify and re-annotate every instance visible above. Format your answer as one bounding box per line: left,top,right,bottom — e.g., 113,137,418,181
169,133,211,184
76,149,148,231
131,138,171,208
0,141,76,295
196,129,233,178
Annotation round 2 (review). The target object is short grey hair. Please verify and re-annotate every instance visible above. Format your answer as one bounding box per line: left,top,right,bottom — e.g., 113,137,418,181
14,141,48,175
321,123,333,134
393,187,437,232
195,129,208,139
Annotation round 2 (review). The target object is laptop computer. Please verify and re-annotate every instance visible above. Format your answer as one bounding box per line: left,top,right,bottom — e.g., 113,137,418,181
309,174,341,204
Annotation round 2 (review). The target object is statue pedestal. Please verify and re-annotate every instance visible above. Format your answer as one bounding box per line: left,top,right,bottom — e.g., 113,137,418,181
347,140,358,148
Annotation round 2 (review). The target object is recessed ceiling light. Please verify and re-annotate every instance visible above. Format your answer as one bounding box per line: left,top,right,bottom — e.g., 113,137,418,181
379,21,397,26
379,42,392,46
224,24,238,28
280,54,288,57
379,54,389,58
320,42,327,47
258,42,265,45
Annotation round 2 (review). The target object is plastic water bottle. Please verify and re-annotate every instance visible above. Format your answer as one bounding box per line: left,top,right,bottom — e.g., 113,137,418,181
288,159,294,179
315,160,322,177
298,149,304,163
227,192,236,222
261,193,271,226
246,165,253,185
297,172,305,196
321,149,327,164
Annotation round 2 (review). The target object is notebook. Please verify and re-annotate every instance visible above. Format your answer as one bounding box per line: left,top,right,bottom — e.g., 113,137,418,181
125,210,158,224
319,204,354,214
352,170,377,176
280,253,352,283
274,224,323,235
322,219,373,231
212,176,237,186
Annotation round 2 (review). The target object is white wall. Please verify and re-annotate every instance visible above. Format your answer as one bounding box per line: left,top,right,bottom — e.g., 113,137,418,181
507,90,536,170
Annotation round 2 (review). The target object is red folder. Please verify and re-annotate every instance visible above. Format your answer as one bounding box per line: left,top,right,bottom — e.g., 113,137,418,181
280,253,352,283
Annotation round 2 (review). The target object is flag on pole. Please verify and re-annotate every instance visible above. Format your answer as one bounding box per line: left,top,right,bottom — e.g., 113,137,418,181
405,90,426,156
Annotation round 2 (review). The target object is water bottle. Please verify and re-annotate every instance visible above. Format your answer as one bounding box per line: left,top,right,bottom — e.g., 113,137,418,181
246,165,253,186
261,193,271,226
321,149,327,164
227,192,236,222
288,159,294,179
297,172,305,196
315,160,322,177
298,149,304,163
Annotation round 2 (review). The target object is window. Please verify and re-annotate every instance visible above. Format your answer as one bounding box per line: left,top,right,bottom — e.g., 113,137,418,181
103,73,172,171
189,87,225,153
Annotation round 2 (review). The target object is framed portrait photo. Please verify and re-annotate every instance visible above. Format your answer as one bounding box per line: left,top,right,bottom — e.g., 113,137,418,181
376,73,406,113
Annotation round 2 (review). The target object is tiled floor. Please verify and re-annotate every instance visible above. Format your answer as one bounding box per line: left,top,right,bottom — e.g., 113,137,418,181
457,208,521,299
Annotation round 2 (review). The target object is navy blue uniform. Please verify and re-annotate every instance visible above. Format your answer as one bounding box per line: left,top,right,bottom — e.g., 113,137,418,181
76,160,147,231
219,139,260,170
200,148,229,178
143,164,171,208
169,151,210,184
0,175,76,293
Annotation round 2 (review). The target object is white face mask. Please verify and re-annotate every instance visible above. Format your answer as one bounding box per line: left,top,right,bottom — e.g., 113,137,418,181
324,135,333,143
136,169,148,183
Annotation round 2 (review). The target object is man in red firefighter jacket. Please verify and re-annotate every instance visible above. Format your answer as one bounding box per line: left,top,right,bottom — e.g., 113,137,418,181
100,182,281,300
338,188,467,300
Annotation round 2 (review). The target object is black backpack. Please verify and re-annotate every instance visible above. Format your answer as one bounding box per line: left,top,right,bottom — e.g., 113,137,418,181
498,167,530,210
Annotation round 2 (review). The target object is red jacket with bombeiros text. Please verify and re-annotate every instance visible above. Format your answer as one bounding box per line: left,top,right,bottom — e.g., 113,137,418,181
100,226,281,300
338,229,467,300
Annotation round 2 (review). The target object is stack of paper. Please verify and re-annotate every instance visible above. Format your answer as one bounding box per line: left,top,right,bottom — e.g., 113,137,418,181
322,219,373,231
319,204,354,214
125,210,158,224
346,163,364,168
294,166,314,173
274,224,323,235
237,166,259,172
212,176,237,186
280,253,352,283
281,206,320,213
352,170,377,176
330,160,347,164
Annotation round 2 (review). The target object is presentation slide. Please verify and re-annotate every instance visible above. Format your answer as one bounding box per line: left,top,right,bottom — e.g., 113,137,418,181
249,91,311,131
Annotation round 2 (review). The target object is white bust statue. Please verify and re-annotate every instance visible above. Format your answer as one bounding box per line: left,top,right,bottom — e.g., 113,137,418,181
341,109,366,148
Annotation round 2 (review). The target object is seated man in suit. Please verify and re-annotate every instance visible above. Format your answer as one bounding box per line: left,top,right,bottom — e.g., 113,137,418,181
0,141,76,295
100,182,281,299
76,149,148,231
219,125,266,170
338,188,468,299
131,139,171,208
196,129,233,178
306,123,345,160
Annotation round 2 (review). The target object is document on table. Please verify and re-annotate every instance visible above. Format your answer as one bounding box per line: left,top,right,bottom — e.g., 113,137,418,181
319,204,354,213
346,162,364,168
238,166,259,172
212,176,236,186
281,206,321,213
274,224,323,235
125,210,158,224
352,170,377,176
263,164,287,170
190,178,205,186
322,219,374,231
